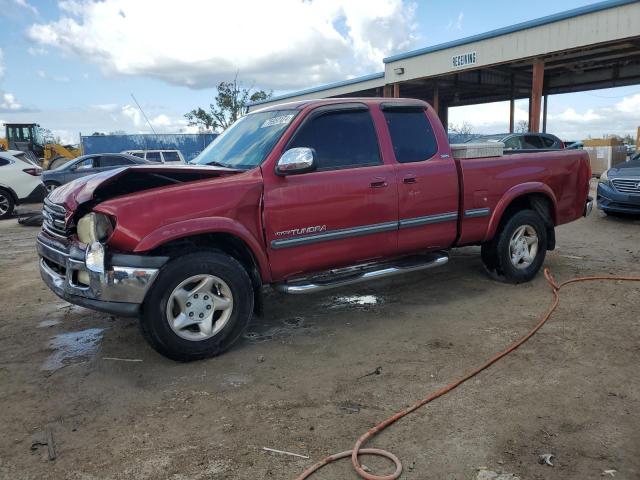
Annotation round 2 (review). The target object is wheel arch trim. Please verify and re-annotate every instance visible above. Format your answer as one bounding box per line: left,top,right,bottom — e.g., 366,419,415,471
484,183,558,242
133,217,272,282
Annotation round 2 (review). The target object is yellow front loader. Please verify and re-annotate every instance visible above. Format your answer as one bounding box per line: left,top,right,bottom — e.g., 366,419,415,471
0,123,81,169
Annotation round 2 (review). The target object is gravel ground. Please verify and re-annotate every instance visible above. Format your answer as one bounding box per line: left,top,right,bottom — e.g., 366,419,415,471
0,191,639,480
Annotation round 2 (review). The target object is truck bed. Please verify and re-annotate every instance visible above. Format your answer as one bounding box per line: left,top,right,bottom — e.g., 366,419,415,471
456,149,591,246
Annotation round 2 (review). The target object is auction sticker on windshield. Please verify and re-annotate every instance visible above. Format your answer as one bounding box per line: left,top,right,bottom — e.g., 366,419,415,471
261,114,295,128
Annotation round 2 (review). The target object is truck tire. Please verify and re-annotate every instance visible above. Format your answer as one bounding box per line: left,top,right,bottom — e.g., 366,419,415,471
0,188,15,220
481,209,547,284
140,251,254,361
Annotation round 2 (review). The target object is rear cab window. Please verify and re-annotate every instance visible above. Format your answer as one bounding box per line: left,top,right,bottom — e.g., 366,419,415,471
287,107,381,171
382,108,438,163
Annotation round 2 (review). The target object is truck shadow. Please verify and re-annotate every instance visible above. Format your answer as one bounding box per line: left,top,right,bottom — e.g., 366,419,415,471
241,248,501,346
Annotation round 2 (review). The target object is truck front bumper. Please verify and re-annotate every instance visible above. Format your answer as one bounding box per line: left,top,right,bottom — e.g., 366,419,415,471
37,232,168,317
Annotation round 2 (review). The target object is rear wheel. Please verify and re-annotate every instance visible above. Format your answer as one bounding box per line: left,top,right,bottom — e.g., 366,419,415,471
481,209,547,284
0,189,15,220
44,182,59,194
140,251,254,361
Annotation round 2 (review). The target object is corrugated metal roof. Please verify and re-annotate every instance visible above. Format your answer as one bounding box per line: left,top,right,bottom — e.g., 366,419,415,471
384,0,639,63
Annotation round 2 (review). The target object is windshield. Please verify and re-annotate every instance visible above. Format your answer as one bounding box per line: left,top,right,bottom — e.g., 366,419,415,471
192,109,298,169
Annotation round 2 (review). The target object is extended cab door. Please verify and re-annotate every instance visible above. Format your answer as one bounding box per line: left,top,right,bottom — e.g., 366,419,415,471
380,105,459,253
262,104,398,280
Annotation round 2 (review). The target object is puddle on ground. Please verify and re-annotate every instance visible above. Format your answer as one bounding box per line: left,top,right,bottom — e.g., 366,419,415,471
37,319,61,328
41,328,105,372
327,295,382,308
243,317,307,343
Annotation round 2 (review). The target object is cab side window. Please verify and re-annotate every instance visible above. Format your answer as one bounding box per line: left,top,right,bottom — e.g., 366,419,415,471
383,109,438,163
287,109,381,171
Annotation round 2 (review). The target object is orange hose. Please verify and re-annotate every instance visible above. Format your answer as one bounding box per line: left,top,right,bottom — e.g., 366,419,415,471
295,268,640,480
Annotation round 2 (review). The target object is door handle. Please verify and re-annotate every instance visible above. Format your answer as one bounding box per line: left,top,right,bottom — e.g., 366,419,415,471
403,175,417,184
370,178,388,188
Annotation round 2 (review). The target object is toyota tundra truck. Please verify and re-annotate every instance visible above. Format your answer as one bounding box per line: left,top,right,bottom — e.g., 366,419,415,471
37,98,592,361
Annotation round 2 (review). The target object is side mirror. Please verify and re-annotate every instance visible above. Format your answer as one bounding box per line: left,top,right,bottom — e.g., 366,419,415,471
276,147,316,176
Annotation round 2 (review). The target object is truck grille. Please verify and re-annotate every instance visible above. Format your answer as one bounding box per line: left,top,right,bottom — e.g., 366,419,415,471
611,178,640,195
42,198,69,239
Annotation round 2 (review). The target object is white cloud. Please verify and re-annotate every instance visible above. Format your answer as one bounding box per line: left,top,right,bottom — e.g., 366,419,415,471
549,107,601,123
90,103,119,112
27,0,416,90
36,69,70,82
449,100,528,132
119,104,189,133
1,92,22,111
449,93,640,140
615,93,640,113
27,46,48,56
13,0,38,14
447,12,463,31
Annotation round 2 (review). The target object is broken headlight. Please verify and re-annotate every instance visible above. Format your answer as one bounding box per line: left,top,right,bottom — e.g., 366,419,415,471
77,212,114,244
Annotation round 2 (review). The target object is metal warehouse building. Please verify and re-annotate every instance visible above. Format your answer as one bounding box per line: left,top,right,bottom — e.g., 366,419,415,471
249,0,640,133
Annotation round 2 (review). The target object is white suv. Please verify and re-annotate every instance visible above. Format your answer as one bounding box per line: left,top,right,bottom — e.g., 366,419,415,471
0,150,46,219
122,149,185,164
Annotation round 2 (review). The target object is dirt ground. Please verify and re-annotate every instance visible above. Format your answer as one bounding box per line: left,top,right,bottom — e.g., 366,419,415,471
1,190,639,480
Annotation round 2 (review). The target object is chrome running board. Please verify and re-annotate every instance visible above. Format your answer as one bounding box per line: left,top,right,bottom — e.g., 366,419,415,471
274,252,449,294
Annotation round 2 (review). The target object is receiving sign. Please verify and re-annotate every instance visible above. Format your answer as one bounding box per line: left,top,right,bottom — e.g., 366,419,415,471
452,51,477,68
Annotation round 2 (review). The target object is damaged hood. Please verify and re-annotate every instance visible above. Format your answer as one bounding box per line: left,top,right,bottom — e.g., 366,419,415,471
48,164,242,212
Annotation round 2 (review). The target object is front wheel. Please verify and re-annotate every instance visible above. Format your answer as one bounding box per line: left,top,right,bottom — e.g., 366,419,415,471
44,182,59,194
0,189,15,220
140,252,254,361
481,209,547,284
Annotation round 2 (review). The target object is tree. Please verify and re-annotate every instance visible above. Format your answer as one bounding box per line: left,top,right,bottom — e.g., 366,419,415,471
185,76,272,132
448,121,473,136
515,120,528,133
40,128,61,144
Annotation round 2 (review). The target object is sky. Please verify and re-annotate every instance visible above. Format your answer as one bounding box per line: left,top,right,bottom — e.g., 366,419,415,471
0,0,638,144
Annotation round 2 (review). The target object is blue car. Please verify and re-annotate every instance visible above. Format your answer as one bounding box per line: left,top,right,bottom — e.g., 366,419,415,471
42,153,149,193
597,156,640,215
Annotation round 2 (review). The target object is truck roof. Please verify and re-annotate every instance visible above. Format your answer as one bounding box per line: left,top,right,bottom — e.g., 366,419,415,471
252,97,430,113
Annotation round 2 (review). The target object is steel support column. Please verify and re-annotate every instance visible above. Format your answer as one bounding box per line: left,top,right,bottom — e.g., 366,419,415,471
529,59,544,132
432,83,439,114
509,98,515,133
542,94,548,133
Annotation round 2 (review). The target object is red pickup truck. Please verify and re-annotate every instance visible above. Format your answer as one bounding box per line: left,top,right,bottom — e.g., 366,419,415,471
38,98,592,360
